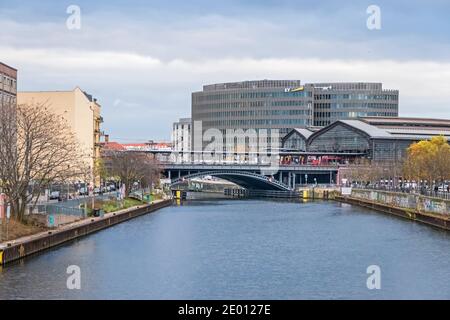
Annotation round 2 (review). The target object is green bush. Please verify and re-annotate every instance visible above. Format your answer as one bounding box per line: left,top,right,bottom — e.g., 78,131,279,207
102,201,120,213
80,198,146,216
123,198,144,208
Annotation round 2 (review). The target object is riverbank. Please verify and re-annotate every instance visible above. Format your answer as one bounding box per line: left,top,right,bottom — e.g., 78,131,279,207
0,219,47,242
336,189,450,231
0,199,172,266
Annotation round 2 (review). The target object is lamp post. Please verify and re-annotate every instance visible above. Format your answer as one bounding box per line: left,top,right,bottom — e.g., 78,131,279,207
6,202,10,241
88,151,95,215
67,165,71,201
0,193,5,241
89,104,98,210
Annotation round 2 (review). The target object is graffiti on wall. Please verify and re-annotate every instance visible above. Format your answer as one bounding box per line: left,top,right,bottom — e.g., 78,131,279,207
352,189,450,216
419,198,448,215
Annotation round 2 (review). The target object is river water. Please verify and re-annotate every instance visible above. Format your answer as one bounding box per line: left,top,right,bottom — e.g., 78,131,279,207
1,199,450,300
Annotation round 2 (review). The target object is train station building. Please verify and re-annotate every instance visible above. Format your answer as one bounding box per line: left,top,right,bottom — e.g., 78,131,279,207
281,117,450,164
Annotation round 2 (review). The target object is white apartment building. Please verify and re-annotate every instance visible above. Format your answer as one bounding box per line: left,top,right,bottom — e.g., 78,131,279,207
172,118,191,162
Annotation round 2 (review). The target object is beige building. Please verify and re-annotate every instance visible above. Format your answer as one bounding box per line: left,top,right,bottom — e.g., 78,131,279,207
18,87,103,184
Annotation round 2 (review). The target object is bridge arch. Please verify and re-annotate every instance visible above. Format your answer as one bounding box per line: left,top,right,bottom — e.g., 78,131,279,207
170,170,292,191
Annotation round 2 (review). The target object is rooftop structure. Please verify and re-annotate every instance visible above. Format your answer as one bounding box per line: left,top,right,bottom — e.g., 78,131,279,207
282,117,450,162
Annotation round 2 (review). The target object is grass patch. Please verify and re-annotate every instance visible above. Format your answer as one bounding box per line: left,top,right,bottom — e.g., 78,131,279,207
102,197,145,213
80,196,154,215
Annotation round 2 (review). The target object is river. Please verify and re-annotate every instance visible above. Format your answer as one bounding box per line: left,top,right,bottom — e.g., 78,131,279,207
1,199,450,299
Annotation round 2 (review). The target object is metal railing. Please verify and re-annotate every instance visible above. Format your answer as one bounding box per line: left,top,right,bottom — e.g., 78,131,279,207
163,163,339,172
29,193,117,217
418,189,450,201
356,185,450,201
35,203,85,216
129,189,149,201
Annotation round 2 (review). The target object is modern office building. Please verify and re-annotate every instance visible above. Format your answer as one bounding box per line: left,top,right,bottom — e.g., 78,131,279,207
312,83,399,126
192,80,313,144
0,62,17,108
191,80,399,151
18,87,104,183
282,117,450,163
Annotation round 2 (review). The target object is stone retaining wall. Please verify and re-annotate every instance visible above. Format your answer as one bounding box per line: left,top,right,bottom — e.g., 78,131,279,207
0,200,172,266
351,189,450,215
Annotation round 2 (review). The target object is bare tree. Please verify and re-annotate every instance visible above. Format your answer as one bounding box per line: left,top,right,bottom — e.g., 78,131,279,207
344,159,403,187
107,151,161,197
0,101,89,222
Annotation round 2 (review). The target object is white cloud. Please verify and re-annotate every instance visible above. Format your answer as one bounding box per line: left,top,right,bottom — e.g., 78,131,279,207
1,1,450,141
1,47,161,70
2,47,450,140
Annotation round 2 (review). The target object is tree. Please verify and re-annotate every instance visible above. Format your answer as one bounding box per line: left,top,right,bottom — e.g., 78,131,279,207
403,136,450,185
0,101,89,222
344,158,403,187
93,158,108,187
433,137,450,182
107,151,161,197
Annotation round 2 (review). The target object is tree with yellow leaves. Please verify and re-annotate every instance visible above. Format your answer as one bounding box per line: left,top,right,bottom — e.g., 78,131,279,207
403,136,450,185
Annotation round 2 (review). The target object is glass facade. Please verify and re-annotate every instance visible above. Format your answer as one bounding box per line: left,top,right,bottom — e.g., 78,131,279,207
313,83,399,126
192,81,399,151
372,140,412,161
308,124,370,153
282,121,433,162
283,132,307,151
192,80,314,149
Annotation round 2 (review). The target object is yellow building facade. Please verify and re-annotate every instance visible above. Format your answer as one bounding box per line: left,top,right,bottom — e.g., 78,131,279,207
18,87,103,185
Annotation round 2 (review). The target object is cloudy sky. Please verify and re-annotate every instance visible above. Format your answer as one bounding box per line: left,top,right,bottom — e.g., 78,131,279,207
1,0,449,141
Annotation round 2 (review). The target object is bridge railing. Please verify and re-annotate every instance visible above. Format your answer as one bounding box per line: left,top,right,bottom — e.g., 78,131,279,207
162,163,340,171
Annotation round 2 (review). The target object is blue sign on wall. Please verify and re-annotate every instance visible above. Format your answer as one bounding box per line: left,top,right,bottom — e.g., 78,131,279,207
48,214,55,227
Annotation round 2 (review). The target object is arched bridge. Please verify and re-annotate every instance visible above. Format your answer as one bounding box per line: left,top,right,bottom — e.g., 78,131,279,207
170,170,292,191
163,163,338,191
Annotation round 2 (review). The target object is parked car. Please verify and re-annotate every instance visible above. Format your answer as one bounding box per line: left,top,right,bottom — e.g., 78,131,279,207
49,191,60,200
79,187,88,196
